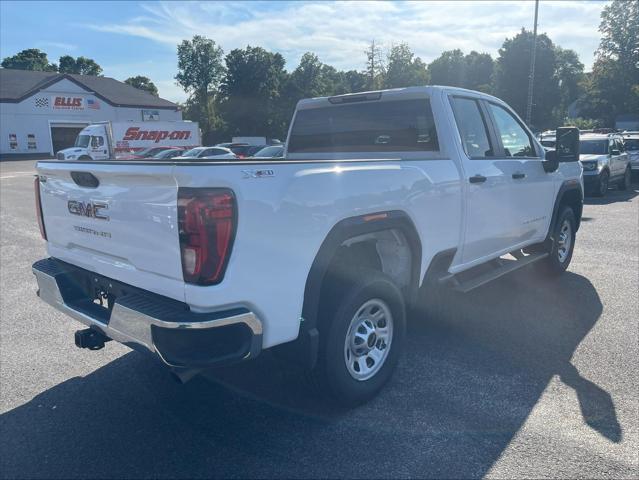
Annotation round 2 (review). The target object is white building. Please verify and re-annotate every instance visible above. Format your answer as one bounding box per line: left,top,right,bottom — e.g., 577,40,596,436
0,69,181,158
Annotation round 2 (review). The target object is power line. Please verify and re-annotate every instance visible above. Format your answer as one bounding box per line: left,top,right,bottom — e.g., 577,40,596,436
525,0,539,126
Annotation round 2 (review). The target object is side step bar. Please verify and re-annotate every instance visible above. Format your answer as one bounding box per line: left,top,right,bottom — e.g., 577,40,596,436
442,252,549,293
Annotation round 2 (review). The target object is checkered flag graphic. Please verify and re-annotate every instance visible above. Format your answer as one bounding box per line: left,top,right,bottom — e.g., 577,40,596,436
34,97,49,108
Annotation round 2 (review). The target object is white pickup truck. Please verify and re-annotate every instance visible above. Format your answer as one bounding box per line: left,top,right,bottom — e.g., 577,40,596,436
32,87,583,405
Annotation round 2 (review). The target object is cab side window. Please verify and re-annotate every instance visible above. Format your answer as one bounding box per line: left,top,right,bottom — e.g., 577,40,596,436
487,103,536,157
451,97,494,158
90,136,104,148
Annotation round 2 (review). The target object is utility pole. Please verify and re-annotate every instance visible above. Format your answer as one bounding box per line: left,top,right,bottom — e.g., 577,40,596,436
525,0,539,126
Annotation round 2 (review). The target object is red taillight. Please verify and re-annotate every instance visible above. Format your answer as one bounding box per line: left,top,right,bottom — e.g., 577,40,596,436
178,188,236,285
34,176,47,240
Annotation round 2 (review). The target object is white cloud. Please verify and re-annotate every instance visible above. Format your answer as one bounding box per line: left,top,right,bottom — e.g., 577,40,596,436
37,41,78,51
87,0,607,102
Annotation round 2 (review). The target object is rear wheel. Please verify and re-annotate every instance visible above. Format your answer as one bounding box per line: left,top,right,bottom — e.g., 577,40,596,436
593,170,609,197
619,166,631,191
539,207,576,276
311,269,406,406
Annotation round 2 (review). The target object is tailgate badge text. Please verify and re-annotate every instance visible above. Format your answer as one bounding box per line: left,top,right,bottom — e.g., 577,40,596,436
68,200,109,221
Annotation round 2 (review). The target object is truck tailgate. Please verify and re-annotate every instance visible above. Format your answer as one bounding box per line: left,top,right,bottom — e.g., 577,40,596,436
37,161,185,301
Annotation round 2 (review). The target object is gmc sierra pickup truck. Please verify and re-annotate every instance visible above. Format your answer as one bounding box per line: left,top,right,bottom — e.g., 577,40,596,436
32,86,583,405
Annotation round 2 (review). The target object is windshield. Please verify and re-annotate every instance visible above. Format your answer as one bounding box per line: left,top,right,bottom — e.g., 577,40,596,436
624,139,639,151
580,140,608,155
253,146,283,157
180,147,204,158
74,135,90,148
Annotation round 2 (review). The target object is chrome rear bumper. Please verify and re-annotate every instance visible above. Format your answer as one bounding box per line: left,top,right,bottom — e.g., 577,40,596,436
32,258,262,369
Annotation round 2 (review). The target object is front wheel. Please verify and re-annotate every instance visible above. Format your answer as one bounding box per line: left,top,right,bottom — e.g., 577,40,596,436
539,207,576,276
311,269,406,406
619,166,631,191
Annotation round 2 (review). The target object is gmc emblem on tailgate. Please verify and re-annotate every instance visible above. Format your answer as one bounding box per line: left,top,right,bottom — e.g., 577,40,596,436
67,200,109,221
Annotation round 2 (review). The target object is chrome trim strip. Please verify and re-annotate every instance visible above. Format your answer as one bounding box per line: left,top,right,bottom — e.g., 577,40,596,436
32,265,262,367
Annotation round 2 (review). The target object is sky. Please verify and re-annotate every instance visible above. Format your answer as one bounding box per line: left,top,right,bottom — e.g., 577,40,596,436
0,1,608,103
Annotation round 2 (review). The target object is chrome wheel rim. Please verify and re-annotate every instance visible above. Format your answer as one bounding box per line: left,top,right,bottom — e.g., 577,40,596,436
344,298,393,381
557,219,572,263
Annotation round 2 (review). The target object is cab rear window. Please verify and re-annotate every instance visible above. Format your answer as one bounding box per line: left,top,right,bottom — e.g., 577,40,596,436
288,99,439,153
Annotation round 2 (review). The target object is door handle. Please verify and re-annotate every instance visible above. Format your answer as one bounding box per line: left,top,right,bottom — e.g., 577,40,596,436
469,175,487,184
512,172,526,179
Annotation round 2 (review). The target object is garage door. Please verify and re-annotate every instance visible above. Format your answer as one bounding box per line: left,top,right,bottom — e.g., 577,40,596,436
50,126,85,154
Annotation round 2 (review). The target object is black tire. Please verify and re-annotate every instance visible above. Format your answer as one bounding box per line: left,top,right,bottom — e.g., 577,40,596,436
539,207,576,276
618,166,631,191
310,269,406,406
78,155,92,161
593,170,609,197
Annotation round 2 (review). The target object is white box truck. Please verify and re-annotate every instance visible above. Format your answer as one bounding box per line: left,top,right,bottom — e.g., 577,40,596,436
56,121,200,161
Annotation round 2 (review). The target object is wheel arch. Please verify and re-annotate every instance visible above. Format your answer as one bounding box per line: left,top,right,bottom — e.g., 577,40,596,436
294,210,422,369
548,180,584,238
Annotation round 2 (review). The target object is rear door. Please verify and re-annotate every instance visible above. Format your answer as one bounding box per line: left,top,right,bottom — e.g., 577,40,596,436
483,101,555,245
37,161,185,301
449,95,521,265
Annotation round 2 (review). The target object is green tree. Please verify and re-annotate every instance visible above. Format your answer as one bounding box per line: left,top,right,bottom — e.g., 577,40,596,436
124,76,159,96
464,51,494,92
218,46,287,138
1,48,57,72
58,55,102,76
554,47,584,115
364,40,385,89
384,43,429,88
580,0,638,126
176,35,225,136
428,49,466,87
288,52,335,99
493,29,559,128
332,70,368,94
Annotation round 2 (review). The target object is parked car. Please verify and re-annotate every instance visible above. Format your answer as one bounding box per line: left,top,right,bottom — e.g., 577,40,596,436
539,130,556,150
216,143,266,159
175,146,236,160
622,133,639,179
32,86,583,406
129,146,179,159
579,133,631,196
152,148,186,160
250,145,284,159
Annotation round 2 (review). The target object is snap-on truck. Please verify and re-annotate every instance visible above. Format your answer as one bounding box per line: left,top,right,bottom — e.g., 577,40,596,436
55,120,200,161
32,87,583,405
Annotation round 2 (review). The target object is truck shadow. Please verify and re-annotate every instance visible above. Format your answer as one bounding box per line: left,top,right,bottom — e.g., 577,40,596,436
0,268,615,479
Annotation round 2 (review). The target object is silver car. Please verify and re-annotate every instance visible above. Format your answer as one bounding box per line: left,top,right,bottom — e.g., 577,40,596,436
579,134,632,197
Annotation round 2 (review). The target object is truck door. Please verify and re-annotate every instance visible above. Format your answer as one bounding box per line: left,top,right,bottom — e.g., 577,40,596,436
610,138,625,177
450,95,522,265
89,127,109,160
483,101,555,248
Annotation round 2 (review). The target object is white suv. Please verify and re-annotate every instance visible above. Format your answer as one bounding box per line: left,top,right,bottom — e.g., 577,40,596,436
579,133,632,196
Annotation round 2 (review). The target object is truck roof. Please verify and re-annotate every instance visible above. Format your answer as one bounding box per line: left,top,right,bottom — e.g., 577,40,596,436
296,85,506,110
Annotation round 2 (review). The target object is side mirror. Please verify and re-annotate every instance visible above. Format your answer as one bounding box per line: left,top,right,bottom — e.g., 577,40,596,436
543,149,559,173
555,126,580,162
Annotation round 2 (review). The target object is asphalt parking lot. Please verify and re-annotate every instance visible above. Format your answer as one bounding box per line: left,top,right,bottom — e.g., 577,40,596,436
1,159,637,479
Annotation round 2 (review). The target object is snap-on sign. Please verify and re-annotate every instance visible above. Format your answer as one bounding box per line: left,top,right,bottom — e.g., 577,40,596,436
122,127,191,143
52,97,84,110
